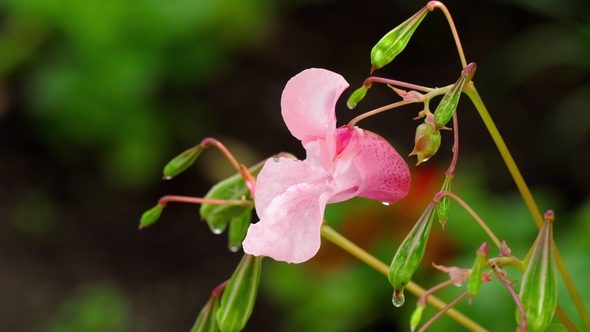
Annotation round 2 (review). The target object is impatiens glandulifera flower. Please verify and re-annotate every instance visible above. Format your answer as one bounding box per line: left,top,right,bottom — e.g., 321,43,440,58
200,162,263,235
409,121,441,165
467,242,489,304
216,254,263,332
370,5,430,73
388,201,436,307
432,62,476,128
242,68,411,264
517,210,557,332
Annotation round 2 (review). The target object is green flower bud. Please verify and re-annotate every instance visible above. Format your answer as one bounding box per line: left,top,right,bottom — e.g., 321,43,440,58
410,303,426,332
347,84,371,109
436,175,453,229
370,6,429,72
517,211,557,332
216,254,263,332
139,204,164,229
433,63,476,128
389,201,436,307
190,296,219,332
409,122,441,165
163,145,204,180
467,242,489,303
228,209,253,252
200,162,263,235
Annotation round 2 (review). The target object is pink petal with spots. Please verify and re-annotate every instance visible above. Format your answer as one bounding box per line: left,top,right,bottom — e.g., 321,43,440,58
242,183,331,263
353,130,411,203
281,68,348,146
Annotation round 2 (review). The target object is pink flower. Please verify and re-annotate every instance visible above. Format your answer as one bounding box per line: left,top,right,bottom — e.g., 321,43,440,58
242,68,411,263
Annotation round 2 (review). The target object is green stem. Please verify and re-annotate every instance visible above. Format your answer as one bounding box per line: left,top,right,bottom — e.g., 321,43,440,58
464,83,590,331
320,224,488,332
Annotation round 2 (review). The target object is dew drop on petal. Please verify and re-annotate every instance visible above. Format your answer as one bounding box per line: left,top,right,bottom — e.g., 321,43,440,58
382,202,390,206
392,289,405,307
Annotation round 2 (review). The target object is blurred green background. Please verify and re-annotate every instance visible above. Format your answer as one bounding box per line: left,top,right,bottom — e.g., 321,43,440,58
0,0,589,330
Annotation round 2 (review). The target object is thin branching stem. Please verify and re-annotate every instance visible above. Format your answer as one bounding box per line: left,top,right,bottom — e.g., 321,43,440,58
320,224,487,332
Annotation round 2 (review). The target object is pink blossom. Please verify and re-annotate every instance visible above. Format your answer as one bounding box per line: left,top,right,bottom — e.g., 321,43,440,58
242,68,411,263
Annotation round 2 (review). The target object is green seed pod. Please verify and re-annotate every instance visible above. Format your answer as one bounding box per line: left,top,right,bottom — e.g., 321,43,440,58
410,303,425,332
436,175,453,228
467,242,489,303
433,63,477,128
200,162,263,235
409,122,441,165
370,6,429,71
163,145,204,180
517,211,557,332
347,84,371,109
388,201,436,307
216,254,263,332
190,296,219,332
227,209,253,252
139,204,164,229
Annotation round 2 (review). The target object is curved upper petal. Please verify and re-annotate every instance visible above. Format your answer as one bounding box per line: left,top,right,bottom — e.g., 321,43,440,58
242,182,331,263
281,68,348,146
353,129,411,203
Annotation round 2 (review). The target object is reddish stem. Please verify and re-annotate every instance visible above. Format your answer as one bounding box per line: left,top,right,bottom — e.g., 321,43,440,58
158,195,253,207
362,76,434,93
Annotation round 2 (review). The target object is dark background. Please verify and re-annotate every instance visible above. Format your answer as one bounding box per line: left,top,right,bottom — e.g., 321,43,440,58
1,0,589,331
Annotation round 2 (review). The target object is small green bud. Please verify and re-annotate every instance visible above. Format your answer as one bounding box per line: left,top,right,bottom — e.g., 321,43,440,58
216,254,263,332
467,242,489,303
139,204,164,229
228,210,253,252
163,145,204,180
410,303,426,332
190,296,220,332
436,175,453,228
370,6,430,72
517,211,557,332
409,122,441,165
389,201,436,307
200,162,263,235
347,84,371,109
433,63,476,128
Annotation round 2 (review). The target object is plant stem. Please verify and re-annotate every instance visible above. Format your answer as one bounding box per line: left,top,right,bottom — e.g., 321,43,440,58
320,224,487,332
427,1,467,68
158,195,253,207
464,83,590,331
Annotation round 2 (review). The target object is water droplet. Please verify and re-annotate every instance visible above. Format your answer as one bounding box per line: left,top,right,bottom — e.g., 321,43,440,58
382,202,390,206
228,244,241,252
211,227,224,234
164,176,172,180
392,289,405,307
421,157,430,163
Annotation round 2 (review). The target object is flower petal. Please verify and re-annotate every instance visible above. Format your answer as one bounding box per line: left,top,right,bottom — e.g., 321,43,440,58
281,68,348,145
254,155,328,218
243,183,330,263
354,129,411,203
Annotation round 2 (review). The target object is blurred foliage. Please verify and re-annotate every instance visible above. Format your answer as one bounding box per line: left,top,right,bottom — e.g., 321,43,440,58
0,0,278,189
44,283,130,332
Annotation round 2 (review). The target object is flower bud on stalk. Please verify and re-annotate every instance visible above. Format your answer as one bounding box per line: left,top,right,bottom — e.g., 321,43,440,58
409,122,441,165
388,201,437,307
190,295,220,332
410,303,426,332
370,6,430,72
163,145,205,180
216,254,263,332
467,242,489,304
227,211,253,252
200,163,263,235
139,204,164,229
436,175,453,229
347,84,371,109
433,63,476,128
517,211,557,332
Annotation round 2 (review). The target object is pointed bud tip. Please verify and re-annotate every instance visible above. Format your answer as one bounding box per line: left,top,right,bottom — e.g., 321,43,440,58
543,210,554,222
